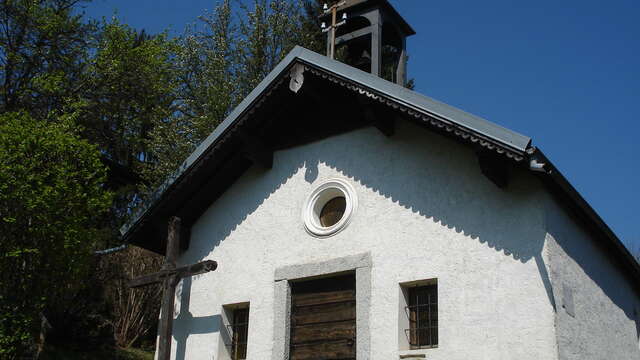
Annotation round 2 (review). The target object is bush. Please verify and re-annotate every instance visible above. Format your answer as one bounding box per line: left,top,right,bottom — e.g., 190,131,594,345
0,112,112,359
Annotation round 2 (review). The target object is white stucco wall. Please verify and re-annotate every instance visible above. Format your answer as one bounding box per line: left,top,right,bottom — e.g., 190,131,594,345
544,197,640,359
168,120,560,360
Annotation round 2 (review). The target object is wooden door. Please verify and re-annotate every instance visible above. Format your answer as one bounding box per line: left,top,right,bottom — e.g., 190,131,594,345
289,275,356,360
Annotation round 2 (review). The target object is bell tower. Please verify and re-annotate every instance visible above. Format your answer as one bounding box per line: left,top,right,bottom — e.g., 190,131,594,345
320,0,415,86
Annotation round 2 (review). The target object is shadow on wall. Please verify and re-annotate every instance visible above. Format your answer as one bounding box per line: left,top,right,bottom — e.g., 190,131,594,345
177,121,567,339
545,201,640,345
173,276,220,360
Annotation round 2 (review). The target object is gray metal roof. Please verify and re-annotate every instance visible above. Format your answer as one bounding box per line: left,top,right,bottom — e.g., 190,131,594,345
120,46,535,238
291,47,531,151
183,46,531,173
215,48,530,158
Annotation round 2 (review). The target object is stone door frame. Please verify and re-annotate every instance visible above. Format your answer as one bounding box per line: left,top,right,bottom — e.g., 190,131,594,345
272,252,372,360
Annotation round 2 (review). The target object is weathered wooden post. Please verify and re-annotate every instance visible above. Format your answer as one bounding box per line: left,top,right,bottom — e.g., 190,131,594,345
129,216,217,360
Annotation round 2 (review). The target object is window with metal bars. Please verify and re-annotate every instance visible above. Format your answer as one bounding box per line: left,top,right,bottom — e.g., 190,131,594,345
405,284,438,348
228,307,249,359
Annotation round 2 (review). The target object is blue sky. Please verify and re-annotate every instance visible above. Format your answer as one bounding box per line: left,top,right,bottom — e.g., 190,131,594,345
82,0,639,251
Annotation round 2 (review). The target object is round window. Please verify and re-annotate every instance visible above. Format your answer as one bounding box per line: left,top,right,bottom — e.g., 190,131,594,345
320,196,346,227
303,178,357,237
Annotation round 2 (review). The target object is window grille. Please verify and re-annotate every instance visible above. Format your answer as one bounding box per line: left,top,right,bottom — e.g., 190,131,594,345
405,284,438,348
228,307,249,360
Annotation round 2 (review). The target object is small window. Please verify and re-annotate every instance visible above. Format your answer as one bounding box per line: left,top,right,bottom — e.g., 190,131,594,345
229,307,249,359
402,282,438,349
319,196,346,227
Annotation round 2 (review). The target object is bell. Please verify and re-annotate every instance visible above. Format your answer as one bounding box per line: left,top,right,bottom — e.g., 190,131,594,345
356,49,371,66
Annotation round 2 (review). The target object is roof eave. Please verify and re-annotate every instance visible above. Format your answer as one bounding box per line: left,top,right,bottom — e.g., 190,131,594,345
529,148,640,289
119,47,306,241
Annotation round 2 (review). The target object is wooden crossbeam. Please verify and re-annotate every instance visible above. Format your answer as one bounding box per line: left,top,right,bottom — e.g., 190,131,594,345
128,217,218,360
129,260,218,288
336,25,372,45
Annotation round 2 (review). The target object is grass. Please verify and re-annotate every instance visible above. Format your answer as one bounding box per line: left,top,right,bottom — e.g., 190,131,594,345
40,344,154,360
117,347,155,360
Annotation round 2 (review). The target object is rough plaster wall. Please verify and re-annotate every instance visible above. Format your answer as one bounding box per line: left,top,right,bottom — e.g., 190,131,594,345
544,198,640,359
168,120,558,360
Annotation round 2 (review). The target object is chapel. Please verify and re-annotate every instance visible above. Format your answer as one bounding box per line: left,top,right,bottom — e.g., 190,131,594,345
121,1,640,359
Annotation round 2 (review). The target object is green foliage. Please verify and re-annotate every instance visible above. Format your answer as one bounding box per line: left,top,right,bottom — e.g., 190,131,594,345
72,18,180,225
0,0,327,356
0,312,33,360
78,18,179,171
142,0,324,187
0,112,112,359
0,0,94,118
142,0,236,187
237,0,307,94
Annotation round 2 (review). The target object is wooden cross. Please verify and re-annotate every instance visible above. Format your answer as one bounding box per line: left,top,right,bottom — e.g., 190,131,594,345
129,216,217,360
322,1,347,59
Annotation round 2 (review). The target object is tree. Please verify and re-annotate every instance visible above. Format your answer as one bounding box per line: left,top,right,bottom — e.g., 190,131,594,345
142,0,236,187
78,19,178,176
0,112,112,358
143,0,324,187
0,0,94,118
74,18,179,230
236,0,299,95
0,1,328,356
0,0,180,216
68,22,181,349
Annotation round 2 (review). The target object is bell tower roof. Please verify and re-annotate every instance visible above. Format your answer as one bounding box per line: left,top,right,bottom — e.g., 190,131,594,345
320,0,415,36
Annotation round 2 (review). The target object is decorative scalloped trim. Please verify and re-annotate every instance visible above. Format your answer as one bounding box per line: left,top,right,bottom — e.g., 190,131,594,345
305,66,525,162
